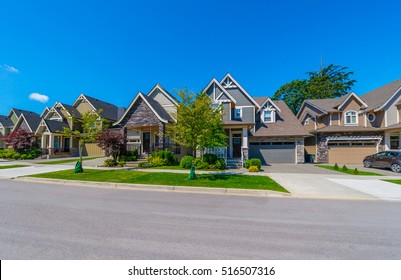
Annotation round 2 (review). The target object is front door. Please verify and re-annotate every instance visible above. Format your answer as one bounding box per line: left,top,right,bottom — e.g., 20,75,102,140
232,133,242,158
143,132,151,153
64,138,70,152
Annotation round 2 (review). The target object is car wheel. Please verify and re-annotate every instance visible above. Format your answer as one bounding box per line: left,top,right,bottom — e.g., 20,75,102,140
391,163,401,173
363,160,372,168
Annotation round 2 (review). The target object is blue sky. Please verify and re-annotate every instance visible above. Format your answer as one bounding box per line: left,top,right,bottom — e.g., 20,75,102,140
1,0,401,115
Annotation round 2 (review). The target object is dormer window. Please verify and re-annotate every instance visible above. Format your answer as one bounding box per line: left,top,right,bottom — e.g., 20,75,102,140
345,111,358,125
263,110,275,123
234,108,242,119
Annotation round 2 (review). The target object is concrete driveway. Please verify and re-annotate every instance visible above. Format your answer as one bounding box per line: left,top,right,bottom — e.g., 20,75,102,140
265,164,401,202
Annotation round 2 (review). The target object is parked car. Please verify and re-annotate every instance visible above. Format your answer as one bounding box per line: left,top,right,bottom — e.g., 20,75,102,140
363,150,401,172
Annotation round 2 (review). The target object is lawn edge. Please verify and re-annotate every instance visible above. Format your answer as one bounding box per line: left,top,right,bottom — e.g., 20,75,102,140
14,177,292,198
315,164,384,176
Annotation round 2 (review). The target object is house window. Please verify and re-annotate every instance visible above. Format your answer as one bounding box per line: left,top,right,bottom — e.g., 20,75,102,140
234,108,242,119
263,110,274,123
304,118,309,125
345,111,358,125
367,113,375,122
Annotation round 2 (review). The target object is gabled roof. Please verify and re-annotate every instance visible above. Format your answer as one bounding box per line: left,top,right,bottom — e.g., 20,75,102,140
35,119,70,134
148,84,179,106
40,107,50,118
45,107,64,120
8,108,39,119
360,78,401,111
203,78,236,103
0,115,14,127
57,102,82,118
220,73,260,108
251,100,310,137
305,93,351,113
337,92,367,110
73,94,119,121
254,97,281,112
114,92,173,126
13,113,42,133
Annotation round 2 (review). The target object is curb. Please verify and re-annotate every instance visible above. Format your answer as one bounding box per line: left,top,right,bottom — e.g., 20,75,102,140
14,177,292,198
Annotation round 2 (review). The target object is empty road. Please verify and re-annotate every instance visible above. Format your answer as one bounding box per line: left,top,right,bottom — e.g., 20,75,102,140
0,179,400,259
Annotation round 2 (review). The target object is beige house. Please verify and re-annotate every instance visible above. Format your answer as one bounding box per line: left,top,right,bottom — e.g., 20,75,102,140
297,78,401,164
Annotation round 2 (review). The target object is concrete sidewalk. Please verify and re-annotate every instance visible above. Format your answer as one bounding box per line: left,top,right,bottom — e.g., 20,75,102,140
0,163,73,178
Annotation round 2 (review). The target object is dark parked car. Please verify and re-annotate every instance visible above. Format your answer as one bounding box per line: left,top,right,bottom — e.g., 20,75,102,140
363,150,401,172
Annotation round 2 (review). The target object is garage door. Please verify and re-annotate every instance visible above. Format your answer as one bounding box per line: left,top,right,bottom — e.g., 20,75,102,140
328,146,377,164
249,143,295,164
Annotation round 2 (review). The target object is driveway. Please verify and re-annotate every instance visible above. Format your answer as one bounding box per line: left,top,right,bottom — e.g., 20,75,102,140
265,164,401,202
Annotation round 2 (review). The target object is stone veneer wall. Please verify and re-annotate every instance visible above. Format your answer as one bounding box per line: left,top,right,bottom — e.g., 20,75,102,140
316,132,384,163
296,138,305,164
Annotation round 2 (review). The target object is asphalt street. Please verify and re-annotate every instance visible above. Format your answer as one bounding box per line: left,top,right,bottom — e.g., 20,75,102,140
1,179,401,259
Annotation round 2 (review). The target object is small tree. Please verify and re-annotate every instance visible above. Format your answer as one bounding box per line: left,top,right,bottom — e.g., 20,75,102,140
59,109,107,165
97,130,125,162
3,129,34,152
167,89,227,158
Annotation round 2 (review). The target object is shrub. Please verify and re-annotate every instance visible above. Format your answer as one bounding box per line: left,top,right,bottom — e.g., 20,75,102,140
180,156,193,169
193,158,202,168
152,150,176,165
333,163,339,170
203,153,218,164
12,153,20,160
353,168,359,175
198,162,210,169
138,162,152,168
248,166,259,172
150,157,165,167
342,165,348,172
20,154,28,160
244,158,262,170
104,159,117,167
215,158,226,170
117,160,126,167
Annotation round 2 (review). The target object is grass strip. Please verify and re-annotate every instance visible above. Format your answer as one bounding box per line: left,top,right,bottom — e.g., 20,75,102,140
28,169,289,193
0,165,29,169
316,165,383,176
383,180,401,185
37,157,101,165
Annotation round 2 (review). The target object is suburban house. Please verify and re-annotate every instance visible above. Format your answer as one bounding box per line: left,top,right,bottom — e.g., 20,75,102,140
35,94,124,157
0,115,14,149
297,78,401,164
113,84,179,155
203,73,310,164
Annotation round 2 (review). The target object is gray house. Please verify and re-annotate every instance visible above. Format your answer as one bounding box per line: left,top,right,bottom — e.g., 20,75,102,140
204,73,309,163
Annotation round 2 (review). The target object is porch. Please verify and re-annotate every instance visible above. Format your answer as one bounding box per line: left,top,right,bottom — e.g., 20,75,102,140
40,133,77,157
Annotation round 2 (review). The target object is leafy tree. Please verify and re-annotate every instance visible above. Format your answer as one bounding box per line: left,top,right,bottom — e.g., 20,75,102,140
167,89,227,158
58,109,107,164
3,129,34,151
273,64,357,114
97,130,125,162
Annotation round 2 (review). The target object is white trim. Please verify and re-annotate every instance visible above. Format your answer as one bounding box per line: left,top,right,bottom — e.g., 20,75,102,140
296,101,326,118
385,110,388,127
234,105,254,108
147,84,178,106
234,107,242,119
338,112,341,125
113,92,168,126
367,112,376,123
72,94,97,111
262,109,275,123
203,78,236,103
256,97,281,112
337,92,368,110
364,112,367,127
329,113,332,125
220,73,260,109
12,114,33,133
44,107,63,120
35,119,51,135
344,110,358,125
375,86,401,111
40,107,50,117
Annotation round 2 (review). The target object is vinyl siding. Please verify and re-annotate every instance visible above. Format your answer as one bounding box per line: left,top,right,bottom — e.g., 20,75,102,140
150,89,175,106
226,88,253,106
222,102,231,121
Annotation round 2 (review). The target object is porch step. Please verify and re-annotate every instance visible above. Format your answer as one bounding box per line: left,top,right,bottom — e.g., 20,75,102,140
124,157,148,168
226,159,243,169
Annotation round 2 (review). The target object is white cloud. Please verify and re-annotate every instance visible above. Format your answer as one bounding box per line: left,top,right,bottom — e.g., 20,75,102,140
1,64,20,73
29,93,49,103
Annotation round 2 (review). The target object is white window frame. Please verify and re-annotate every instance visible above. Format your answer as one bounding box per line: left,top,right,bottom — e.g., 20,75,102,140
262,109,275,123
345,110,358,125
234,107,242,119
367,112,376,122
304,118,309,125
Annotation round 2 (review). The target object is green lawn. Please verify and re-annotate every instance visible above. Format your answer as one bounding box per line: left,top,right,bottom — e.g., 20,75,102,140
37,157,101,165
316,165,383,176
29,169,288,193
0,165,28,169
383,180,401,185
149,165,224,172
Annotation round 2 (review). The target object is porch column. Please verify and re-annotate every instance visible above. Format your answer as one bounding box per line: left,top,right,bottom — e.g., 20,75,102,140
49,134,54,155
242,127,248,148
41,134,46,149
229,129,233,158
384,131,390,150
70,137,73,150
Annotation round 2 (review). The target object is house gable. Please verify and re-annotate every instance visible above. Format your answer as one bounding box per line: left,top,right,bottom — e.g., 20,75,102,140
220,73,259,108
148,84,178,107
204,78,236,103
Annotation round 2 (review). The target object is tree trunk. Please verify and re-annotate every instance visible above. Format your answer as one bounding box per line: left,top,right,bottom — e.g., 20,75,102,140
79,142,83,165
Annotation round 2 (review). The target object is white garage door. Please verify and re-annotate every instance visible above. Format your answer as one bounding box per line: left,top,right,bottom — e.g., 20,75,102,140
249,142,296,164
